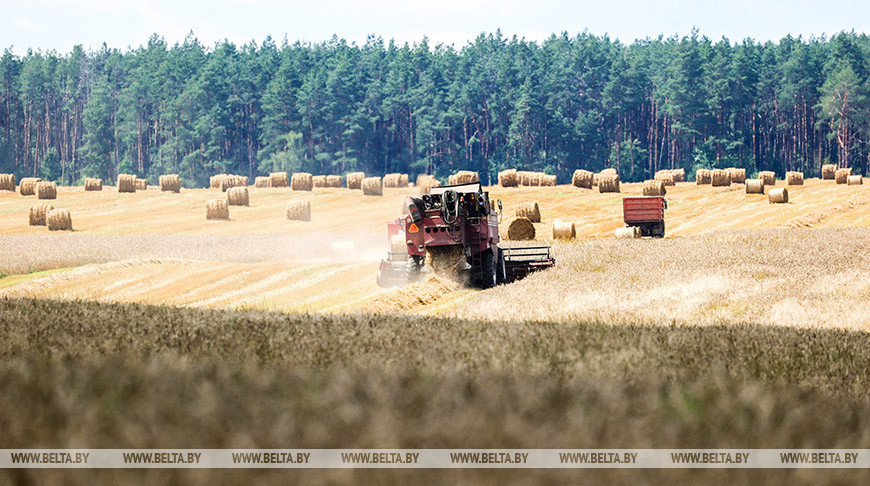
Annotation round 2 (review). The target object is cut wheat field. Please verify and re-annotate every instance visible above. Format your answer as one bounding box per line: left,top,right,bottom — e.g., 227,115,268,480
1,178,868,237
1,179,869,326
2,180,870,485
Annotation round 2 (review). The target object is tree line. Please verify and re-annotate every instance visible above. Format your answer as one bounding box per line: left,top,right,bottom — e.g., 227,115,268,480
1,30,868,187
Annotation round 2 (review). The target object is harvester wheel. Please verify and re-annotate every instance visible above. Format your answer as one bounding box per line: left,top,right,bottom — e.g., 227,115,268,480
406,255,424,283
478,249,497,289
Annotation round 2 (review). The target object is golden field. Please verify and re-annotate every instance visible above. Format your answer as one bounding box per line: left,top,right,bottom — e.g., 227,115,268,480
1,177,868,237
1,177,870,485
1,178,869,324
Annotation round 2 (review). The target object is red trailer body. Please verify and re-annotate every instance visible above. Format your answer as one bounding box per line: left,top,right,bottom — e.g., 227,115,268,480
622,196,667,237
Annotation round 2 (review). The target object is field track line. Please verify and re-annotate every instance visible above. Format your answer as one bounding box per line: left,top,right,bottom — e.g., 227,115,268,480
0,258,194,298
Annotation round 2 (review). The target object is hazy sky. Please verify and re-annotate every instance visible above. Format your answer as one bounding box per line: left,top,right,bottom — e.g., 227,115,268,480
2,0,869,54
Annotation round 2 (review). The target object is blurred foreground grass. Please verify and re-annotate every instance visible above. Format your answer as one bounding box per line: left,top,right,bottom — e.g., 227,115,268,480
1,297,869,485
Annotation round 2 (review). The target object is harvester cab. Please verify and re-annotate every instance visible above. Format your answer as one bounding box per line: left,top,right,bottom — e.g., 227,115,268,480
376,181,555,289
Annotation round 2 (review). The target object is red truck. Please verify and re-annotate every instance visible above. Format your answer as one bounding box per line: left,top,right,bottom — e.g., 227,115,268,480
622,196,667,237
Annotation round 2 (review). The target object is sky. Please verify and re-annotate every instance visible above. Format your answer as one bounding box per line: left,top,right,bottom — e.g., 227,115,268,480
2,0,870,54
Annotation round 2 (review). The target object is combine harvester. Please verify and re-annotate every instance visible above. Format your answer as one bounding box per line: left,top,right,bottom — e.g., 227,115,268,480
377,181,555,288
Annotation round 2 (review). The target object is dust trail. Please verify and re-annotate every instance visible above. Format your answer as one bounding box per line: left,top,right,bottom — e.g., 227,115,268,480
0,233,384,275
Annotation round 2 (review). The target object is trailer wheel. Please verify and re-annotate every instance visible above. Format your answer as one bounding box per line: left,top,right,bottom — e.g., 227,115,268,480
653,221,665,238
496,248,506,285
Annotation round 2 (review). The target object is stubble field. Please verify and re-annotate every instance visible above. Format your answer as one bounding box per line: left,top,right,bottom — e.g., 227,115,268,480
1,177,869,484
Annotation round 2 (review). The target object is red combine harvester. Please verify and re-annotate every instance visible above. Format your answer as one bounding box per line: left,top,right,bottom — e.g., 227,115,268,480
377,181,555,288
622,196,667,237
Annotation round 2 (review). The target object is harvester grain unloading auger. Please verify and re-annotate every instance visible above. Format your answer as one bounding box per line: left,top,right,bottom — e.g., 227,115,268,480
376,181,555,288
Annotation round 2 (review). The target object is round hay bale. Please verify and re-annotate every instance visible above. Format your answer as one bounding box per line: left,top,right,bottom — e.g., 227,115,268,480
769,187,789,204
206,198,229,220
654,170,676,186
847,175,863,186
759,171,776,186
312,175,327,188
592,173,599,186
0,173,15,191
711,169,731,187
643,179,666,196
517,171,531,186
745,179,765,194
601,168,618,177
254,176,271,188
29,203,53,226
398,174,409,187
46,208,72,231
362,177,383,196
84,178,103,191
227,186,249,206
418,175,441,195
36,181,57,200
515,201,541,222
270,172,289,188
210,174,227,189
159,174,181,193
727,168,746,184
505,217,535,240
527,172,543,186
614,226,640,239
695,169,712,185
383,173,401,188
390,234,407,254
451,170,479,185
498,169,518,187
552,221,576,239
19,177,42,196
671,168,686,182
285,199,311,221
218,175,237,192
835,168,852,184
326,175,342,187
786,171,804,186
134,178,147,191
291,172,313,191
572,169,593,188
118,174,136,193
656,173,675,187
346,172,365,189
541,174,557,186
598,174,620,193
821,164,837,180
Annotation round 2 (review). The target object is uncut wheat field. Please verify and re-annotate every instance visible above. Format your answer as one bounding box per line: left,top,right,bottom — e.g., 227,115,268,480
1,178,870,485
